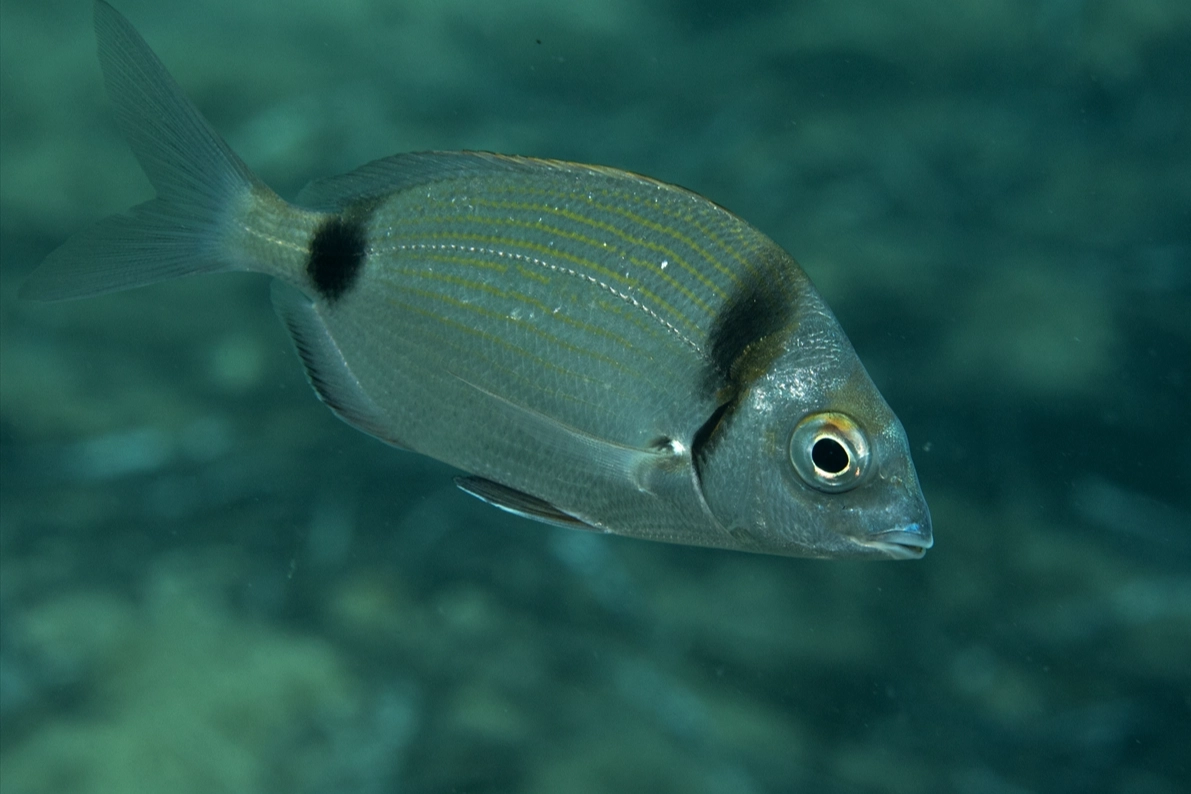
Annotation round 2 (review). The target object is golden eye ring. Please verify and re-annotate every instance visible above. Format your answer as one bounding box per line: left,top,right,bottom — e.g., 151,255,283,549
789,412,871,492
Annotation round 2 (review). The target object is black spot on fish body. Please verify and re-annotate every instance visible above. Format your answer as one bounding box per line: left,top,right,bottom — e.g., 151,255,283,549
307,215,367,302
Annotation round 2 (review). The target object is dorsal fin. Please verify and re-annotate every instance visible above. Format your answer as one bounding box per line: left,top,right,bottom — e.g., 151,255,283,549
296,151,555,210
293,150,680,211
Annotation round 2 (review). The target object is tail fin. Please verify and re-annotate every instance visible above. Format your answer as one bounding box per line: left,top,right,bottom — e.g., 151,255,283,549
21,1,266,301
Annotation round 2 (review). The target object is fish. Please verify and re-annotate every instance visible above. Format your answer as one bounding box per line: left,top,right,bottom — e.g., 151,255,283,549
22,1,933,560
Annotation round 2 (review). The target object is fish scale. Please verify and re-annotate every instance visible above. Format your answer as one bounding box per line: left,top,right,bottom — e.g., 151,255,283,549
22,1,933,559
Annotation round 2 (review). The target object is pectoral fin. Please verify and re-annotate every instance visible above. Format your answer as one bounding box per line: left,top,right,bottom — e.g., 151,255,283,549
446,370,674,489
455,476,603,531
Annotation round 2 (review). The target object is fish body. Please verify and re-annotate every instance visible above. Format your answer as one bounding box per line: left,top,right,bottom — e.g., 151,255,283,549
23,2,933,559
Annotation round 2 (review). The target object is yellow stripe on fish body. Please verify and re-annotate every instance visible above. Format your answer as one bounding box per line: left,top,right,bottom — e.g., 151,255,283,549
23,2,934,560
333,158,797,441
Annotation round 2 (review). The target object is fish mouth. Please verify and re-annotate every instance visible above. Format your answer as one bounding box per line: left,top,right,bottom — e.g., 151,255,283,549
858,525,934,560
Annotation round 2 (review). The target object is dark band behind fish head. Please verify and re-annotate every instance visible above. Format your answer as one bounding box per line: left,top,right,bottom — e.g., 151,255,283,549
693,277,933,559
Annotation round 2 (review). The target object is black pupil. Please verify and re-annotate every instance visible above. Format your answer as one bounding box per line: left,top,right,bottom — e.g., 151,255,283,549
812,437,850,475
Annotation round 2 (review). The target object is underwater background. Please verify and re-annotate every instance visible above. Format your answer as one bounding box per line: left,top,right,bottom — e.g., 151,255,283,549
1,0,1188,792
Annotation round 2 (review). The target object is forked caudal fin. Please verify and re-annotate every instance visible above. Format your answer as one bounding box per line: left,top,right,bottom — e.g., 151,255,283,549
20,1,267,302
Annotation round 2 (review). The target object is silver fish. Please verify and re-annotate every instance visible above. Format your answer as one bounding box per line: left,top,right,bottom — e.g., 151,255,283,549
23,2,932,559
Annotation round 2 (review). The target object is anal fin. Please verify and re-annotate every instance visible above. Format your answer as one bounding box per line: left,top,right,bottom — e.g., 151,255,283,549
270,281,406,448
455,476,602,531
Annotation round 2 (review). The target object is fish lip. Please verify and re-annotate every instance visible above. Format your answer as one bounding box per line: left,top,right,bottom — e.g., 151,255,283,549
857,525,934,560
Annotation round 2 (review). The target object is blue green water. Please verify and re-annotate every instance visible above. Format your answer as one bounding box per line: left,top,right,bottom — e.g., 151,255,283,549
1,1,1188,792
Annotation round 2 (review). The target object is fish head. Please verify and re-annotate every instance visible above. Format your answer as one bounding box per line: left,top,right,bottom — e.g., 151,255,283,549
697,295,932,560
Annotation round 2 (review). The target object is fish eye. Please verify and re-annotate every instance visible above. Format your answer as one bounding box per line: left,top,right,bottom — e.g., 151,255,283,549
789,412,871,492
